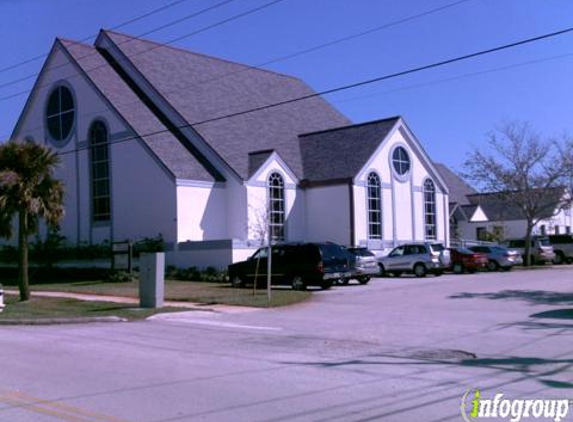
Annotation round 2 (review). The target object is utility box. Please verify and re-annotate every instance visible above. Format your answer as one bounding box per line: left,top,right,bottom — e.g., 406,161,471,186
139,253,165,308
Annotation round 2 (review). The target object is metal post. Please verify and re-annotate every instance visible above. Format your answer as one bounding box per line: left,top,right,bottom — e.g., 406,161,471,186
0,284,4,312
267,225,272,303
139,252,165,308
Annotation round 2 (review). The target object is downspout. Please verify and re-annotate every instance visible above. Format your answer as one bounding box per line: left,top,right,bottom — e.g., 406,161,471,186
348,180,355,247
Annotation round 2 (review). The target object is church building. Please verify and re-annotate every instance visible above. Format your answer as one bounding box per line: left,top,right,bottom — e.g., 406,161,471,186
10,30,449,267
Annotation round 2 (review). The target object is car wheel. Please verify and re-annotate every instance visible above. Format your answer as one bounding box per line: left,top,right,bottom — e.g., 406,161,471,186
291,275,306,291
554,252,565,265
487,260,499,272
334,278,345,286
453,263,464,274
320,279,332,290
567,258,573,265
413,263,427,278
358,276,370,284
230,274,244,288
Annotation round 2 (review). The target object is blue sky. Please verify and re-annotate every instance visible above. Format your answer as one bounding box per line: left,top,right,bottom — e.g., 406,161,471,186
1,0,572,172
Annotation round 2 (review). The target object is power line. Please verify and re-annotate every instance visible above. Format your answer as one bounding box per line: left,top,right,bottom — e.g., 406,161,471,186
258,0,474,69
48,25,573,159
333,52,573,105
0,0,286,102
0,0,474,138
0,0,194,75
0,0,241,91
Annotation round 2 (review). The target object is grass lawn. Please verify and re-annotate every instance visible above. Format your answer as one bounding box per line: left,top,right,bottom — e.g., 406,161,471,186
26,280,312,308
0,295,185,322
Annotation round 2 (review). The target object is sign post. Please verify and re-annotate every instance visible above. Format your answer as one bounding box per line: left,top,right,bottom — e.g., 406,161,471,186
267,221,272,303
112,241,132,274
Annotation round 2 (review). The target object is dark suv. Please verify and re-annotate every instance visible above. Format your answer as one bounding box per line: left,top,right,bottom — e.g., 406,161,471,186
228,243,351,290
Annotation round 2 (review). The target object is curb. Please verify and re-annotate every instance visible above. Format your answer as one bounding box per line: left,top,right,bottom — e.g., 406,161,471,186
0,316,127,326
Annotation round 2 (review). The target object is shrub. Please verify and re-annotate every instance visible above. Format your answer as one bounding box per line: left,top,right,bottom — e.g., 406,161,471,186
165,266,227,283
107,270,136,283
132,234,164,257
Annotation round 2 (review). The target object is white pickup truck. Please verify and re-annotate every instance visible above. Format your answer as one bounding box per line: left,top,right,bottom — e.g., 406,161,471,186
548,234,573,264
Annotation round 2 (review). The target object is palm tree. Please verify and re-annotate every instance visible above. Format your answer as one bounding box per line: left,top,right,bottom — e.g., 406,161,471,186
0,141,65,301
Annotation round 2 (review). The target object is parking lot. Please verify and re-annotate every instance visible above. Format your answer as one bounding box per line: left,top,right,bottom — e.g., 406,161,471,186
2,266,573,421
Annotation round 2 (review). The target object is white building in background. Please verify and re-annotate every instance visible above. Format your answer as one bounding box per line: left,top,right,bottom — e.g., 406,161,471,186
8,30,449,268
435,164,573,242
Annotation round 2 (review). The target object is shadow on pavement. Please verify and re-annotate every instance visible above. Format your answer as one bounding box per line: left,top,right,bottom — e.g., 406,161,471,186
449,290,573,306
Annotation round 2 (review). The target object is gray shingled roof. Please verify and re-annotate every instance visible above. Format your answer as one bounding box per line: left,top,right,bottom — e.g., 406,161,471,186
299,117,400,182
460,204,480,219
434,163,476,205
248,150,274,179
466,187,566,221
100,30,351,180
59,39,216,181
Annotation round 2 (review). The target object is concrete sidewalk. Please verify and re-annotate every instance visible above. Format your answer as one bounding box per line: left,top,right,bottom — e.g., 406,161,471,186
3,289,258,314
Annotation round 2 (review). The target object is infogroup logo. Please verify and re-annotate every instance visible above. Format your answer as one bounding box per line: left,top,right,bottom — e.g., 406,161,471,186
460,388,571,422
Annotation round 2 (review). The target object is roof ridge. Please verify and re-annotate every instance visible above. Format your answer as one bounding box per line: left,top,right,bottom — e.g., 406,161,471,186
248,148,275,155
57,37,94,48
298,116,401,139
467,186,565,197
101,29,302,82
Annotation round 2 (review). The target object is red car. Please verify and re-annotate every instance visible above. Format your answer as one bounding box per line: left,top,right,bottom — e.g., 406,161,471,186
448,247,488,274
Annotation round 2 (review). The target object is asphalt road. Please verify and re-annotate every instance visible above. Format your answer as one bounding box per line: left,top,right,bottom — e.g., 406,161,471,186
1,267,573,422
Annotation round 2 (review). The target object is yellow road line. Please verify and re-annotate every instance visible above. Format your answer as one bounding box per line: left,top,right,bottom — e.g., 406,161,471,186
0,389,135,422
0,394,93,422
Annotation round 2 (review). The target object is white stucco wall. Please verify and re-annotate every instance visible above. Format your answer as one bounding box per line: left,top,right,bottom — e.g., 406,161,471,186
176,184,227,242
245,155,304,243
11,44,178,246
353,123,449,249
306,184,350,245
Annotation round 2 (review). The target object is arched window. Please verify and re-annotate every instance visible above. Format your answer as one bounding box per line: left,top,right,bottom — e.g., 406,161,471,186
90,121,111,222
424,179,437,239
367,172,382,239
268,172,285,242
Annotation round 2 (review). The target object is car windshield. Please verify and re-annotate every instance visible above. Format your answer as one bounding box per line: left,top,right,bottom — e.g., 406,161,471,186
456,247,474,254
320,244,346,258
348,248,374,257
430,244,444,252
491,246,507,253
251,248,268,260
538,238,551,246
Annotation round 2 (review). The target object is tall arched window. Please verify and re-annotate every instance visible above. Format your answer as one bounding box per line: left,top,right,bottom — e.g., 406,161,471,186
268,172,285,242
90,121,111,223
424,179,437,239
367,172,382,239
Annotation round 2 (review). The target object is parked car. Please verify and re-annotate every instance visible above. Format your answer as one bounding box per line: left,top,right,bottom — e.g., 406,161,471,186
468,245,523,271
447,247,488,274
343,247,379,284
503,237,555,264
378,242,450,278
548,234,573,264
228,243,351,291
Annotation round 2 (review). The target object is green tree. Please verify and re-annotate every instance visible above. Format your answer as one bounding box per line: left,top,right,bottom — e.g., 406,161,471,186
0,141,65,301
